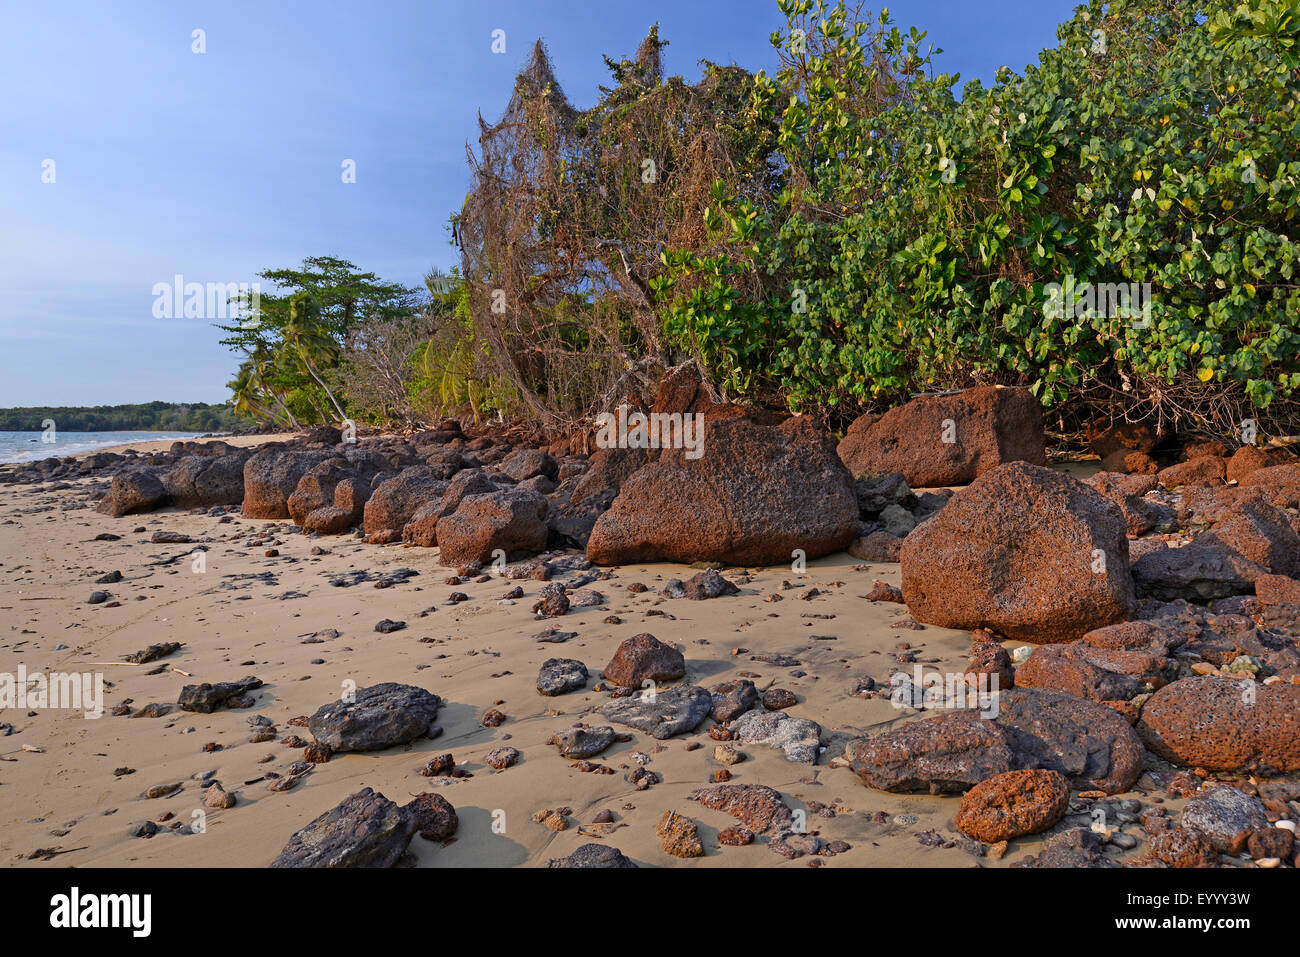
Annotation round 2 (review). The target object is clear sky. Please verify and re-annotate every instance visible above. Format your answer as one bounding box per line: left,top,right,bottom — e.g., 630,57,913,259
0,0,1077,407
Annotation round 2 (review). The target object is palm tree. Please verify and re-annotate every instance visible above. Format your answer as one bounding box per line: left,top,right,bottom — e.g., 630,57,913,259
228,363,274,422
247,351,302,429
283,295,349,425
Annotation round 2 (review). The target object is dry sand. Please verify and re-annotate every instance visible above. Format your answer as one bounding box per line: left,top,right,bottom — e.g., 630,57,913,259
0,436,1155,868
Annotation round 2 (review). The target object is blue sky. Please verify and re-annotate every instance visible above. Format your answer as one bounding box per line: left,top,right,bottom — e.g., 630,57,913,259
0,0,1077,407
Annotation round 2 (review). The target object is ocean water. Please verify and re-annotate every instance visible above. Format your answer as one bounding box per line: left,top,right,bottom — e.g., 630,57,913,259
0,431,205,465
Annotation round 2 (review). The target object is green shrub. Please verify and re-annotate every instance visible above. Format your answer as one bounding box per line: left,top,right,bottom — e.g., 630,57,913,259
656,0,1300,438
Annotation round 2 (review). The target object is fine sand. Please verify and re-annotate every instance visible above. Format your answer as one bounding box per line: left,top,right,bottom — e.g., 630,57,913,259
0,435,1158,868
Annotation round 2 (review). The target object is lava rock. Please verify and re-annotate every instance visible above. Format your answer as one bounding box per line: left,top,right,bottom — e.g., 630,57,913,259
307,683,441,752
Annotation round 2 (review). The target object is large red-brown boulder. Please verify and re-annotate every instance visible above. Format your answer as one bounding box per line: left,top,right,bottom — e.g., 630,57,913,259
1200,501,1300,577
1136,676,1300,774
1086,471,1170,537
1157,456,1225,489
586,412,858,567
1239,462,1300,507
288,458,351,525
302,477,374,534
837,386,1045,487
401,469,496,547
363,466,449,544
601,633,686,688
900,462,1136,641
955,769,1070,842
1227,445,1279,483
242,448,335,519
434,488,548,567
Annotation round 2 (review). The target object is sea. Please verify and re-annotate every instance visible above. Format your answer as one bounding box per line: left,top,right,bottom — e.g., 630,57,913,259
0,431,205,465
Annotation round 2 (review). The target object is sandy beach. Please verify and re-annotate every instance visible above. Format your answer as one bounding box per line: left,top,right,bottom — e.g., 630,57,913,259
1,430,1206,870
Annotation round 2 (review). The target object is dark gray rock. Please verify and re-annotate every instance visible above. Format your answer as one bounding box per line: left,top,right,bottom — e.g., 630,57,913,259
598,684,712,739
1180,786,1269,852
847,689,1143,794
97,469,168,516
682,567,741,600
710,679,759,722
1132,542,1264,601
547,843,637,868
308,682,441,752
177,676,263,713
536,658,589,696
548,725,617,758
270,788,416,868
1012,826,1117,868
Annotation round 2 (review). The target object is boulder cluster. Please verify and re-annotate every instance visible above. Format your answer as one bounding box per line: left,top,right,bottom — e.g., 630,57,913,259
16,368,1300,868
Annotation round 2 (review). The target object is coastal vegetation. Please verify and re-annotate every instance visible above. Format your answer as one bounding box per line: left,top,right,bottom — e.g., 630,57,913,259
0,401,244,433
219,0,1300,443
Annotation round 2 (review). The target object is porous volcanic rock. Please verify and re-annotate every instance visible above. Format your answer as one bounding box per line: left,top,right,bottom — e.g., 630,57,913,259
546,844,637,868
602,633,685,688
1149,827,1220,868
435,488,548,567
688,783,794,833
900,462,1136,641
728,709,822,763
97,470,168,517
847,689,1142,794
164,451,251,508
308,683,441,753
598,684,712,739
1131,543,1264,601
406,792,459,842
536,658,589,697
363,466,449,544
242,448,335,519
586,411,858,567
1180,786,1268,852
954,769,1070,843
270,788,416,868
1136,676,1300,774
837,385,1046,487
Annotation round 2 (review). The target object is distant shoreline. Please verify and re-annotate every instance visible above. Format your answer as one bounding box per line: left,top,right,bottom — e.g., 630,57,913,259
0,430,213,466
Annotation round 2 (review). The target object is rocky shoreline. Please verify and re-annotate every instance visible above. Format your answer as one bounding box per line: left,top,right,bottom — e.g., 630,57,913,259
2,367,1298,868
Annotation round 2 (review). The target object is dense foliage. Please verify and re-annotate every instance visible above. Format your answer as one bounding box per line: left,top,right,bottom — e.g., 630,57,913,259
225,1,1300,444
654,0,1300,437
457,31,780,427
216,256,424,429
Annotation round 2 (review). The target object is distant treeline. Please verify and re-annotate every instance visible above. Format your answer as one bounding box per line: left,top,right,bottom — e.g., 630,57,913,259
0,402,248,433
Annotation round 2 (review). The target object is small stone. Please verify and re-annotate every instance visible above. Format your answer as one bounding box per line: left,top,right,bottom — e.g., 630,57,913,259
203,784,237,809
486,747,520,770
657,810,704,858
